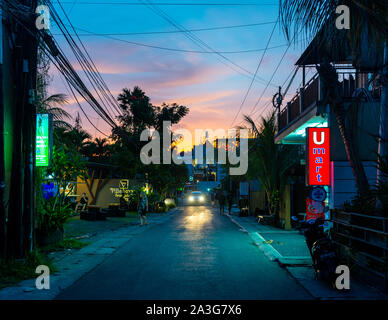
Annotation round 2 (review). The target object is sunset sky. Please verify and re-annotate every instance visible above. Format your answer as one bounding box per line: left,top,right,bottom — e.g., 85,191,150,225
48,1,312,141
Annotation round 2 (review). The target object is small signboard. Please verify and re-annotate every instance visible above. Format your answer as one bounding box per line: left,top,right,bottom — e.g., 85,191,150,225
306,198,325,221
306,127,330,186
36,114,53,167
310,186,327,202
41,182,57,200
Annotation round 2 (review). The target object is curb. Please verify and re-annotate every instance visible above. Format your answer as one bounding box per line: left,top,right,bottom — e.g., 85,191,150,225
226,214,312,266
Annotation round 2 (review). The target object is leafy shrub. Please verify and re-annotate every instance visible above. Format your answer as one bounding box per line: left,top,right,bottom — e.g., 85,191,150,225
0,249,56,289
37,199,73,235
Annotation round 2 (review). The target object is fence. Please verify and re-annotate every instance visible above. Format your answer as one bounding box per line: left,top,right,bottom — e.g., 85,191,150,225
331,210,388,290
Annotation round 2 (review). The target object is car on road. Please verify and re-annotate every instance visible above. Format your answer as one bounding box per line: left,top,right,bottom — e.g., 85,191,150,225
186,191,206,205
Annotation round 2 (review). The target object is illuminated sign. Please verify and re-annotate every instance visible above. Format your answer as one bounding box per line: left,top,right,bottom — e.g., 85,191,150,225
36,114,52,167
306,127,330,186
306,198,325,220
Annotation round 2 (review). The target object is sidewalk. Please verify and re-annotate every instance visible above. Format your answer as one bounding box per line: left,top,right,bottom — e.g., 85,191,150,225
0,208,181,300
226,213,388,300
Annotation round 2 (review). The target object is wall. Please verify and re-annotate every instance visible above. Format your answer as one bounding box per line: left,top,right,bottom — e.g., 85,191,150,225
249,180,266,215
330,101,380,162
330,161,378,208
76,178,138,208
329,101,380,208
279,185,292,229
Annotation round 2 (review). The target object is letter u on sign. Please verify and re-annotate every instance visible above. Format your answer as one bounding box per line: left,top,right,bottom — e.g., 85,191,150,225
313,131,325,145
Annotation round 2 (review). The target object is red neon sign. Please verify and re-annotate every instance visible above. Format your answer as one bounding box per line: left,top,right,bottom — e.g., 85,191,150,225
306,127,330,186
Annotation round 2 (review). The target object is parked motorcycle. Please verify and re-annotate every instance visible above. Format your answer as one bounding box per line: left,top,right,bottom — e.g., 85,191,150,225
292,216,338,287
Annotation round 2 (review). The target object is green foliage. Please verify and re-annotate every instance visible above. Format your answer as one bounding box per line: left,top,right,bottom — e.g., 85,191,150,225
38,201,73,234
36,146,87,235
0,249,56,289
243,112,299,215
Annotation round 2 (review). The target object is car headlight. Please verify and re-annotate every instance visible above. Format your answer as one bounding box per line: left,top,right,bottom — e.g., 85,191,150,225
199,196,204,202
189,196,194,202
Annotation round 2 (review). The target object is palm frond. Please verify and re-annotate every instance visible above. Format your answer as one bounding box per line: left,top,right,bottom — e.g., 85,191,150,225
42,93,68,106
280,0,388,49
243,114,260,136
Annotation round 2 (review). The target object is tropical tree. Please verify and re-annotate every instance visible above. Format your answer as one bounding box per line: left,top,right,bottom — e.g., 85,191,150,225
36,49,72,129
82,137,110,160
112,86,189,195
243,112,299,218
279,0,388,197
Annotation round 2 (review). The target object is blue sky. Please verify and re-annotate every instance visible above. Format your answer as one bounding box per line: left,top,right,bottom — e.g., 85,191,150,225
49,1,312,138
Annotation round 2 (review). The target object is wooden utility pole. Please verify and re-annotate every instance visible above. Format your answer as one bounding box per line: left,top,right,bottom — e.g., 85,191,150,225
5,0,38,258
0,0,6,258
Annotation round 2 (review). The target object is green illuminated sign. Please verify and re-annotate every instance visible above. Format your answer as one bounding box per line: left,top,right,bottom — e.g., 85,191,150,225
36,114,52,167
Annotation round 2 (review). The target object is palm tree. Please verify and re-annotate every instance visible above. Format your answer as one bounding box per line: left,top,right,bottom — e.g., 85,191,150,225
36,49,72,129
83,137,110,159
242,112,299,218
37,93,72,130
280,1,387,46
279,0,388,197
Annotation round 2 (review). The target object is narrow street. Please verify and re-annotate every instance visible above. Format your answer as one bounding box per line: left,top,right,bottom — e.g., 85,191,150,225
56,206,311,300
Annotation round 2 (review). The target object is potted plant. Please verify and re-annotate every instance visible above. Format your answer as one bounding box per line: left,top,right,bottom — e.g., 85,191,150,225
36,200,73,245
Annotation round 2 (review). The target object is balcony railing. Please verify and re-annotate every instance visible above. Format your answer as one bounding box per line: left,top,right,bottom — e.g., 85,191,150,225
278,71,381,133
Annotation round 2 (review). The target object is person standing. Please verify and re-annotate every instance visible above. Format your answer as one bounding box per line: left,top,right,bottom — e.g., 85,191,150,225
210,190,215,207
75,192,88,212
227,192,234,215
138,191,148,226
218,190,226,215
214,189,220,208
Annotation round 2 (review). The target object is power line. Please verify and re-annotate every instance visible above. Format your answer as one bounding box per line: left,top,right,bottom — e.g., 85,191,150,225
55,1,123,117
247,38,293,120
54,1,279,6
51,20,277,36
140,0,277,86
53,25,291,54
230,17,279,127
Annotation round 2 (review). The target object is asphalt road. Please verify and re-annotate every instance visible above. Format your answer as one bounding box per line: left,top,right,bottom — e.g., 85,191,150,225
56,206,311,300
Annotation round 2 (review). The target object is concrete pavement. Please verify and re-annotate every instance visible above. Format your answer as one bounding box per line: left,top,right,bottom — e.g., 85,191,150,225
226,213,388,300
55,205,311,300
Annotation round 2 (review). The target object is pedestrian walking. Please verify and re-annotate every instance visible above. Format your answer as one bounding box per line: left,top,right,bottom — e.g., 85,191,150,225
218,190,226,215
227,192,233,215
214,189,220,208
210,190,215,207
138,191,148,226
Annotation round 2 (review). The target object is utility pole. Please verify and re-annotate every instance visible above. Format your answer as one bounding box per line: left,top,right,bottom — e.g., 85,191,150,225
6,0,38,258
272,86,283,132
0,0,6,258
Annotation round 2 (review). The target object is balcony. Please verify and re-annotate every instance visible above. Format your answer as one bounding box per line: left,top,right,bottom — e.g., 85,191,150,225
278,71,381,134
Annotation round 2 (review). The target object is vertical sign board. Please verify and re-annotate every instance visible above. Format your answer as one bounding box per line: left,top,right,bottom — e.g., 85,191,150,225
36,114,52,167
306,127,330,186
305,128,330,220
